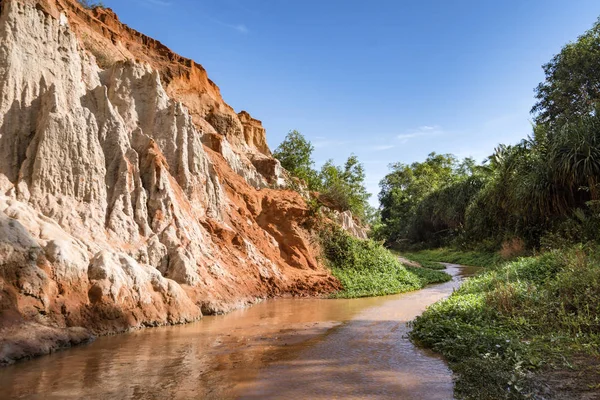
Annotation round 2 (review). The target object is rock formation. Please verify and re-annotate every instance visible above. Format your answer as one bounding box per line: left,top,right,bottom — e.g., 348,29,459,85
0,0,341,365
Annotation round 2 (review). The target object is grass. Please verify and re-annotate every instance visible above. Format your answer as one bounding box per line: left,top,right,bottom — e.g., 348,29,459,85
394,251,447,270
402,248,504,268
405,265,452,286
320,225,452,298
410,245,600,399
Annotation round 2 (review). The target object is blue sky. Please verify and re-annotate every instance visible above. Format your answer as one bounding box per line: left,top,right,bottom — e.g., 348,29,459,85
101,0,600,206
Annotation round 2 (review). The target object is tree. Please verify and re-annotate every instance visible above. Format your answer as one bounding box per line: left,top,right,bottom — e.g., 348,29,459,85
273,130,320,190
376,17,600,249
532,18,600,127
77,0,106,9
274,131,372,221
378,153,459,243
320,155,371,220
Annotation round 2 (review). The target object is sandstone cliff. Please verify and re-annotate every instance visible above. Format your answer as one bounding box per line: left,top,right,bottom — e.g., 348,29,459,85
0,0,341,365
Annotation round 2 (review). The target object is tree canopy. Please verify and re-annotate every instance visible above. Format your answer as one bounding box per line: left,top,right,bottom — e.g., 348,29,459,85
273,130,321,190
377,17,600,250
274,130,371,221
532,18,600,127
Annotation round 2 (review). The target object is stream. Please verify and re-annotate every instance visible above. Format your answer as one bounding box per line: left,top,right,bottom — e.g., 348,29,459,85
0,264,478,400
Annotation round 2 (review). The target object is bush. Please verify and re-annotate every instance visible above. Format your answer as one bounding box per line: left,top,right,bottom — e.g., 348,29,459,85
319,155,371,221
274,130,321,191
319,225,450,298
274,131,371,221
401,248,504,268
411,247,600,398
405,266,452,286
78,0,106,9
391,250,446,270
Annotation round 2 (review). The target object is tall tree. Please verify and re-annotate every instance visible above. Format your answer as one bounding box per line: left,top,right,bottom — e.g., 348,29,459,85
532,18,600,127
378,153,459,243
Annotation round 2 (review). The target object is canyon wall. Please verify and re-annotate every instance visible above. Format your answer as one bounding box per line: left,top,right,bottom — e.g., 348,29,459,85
0,0,341,365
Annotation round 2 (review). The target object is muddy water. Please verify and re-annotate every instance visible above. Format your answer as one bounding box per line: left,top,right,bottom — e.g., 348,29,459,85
1,264,478,400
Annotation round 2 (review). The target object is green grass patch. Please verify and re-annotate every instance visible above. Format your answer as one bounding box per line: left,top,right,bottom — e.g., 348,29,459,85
403,248,503,268
405,266,452,285
410,245,600,399
394,251,446,270
320,225,452,298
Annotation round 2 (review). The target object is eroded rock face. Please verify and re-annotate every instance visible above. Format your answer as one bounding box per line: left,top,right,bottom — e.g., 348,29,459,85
332,210,369,240
0,0,340,365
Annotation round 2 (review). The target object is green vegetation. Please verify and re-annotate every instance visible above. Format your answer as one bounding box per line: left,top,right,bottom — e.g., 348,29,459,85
378,18,600,252
411,247,600,399
274,130,372,221
402,249,503,268
319,155,371,221
405,265,452,287
319,225,450,298
370,17,600,399
273,130,321,190
377,153,484,246
77,0,106,9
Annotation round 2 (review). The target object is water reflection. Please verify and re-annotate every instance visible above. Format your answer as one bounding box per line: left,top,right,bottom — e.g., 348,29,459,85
0,265,477,399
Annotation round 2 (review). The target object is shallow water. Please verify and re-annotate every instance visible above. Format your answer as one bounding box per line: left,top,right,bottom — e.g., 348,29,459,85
0,264,478,400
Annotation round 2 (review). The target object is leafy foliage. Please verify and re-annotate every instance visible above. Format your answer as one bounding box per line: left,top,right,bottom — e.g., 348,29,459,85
395,16,600,400
411,247,600,399
463,116,600,247
378,153,486,245
378,18,600,250
405,265,452,286
319,155,371,221
532,17,600,127
273,130,321,190
77,0,106,9
400,248,503,269
319,224,450,298
274,131,371,221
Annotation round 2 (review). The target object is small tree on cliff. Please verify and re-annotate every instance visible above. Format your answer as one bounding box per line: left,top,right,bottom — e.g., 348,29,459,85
273,130,321,190
320,155,371,221
274,130,372,222
77,0,106,9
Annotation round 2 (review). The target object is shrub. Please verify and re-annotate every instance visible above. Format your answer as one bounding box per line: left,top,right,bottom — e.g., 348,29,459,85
319,224,450,298
499,238,526,259
78,0,106,9
401,248,504,268
411,247,600,398
405,266,452,286
274,131,371,221
273,130,321,191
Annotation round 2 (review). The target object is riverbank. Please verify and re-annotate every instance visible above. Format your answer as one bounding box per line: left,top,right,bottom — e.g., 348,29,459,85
400,248,504,269
0,265,473,399
408,247,600,399
320,225,451,298
0,234,451,368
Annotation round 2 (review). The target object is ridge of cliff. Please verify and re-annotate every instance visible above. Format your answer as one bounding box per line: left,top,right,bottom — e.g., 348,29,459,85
0,0,340,365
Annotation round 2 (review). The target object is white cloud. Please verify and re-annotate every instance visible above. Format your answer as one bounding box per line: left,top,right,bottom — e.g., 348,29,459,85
370,144,395,151
396,132,421,140
217,21,249,34
208,18,250,34
397,125,444,143
232,24,249,34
